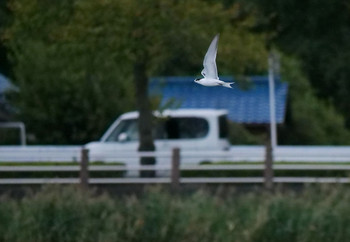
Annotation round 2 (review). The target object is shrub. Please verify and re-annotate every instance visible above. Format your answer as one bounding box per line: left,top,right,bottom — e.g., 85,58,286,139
0,184,350,241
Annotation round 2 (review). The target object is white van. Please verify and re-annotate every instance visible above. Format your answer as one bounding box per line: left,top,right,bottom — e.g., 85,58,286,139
85,109,230,172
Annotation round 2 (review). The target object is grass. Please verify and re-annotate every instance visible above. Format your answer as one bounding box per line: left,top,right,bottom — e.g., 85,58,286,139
0,184,350,242
0,161,125,166
183,161,350,178
1,161,350,178
0,161,126,178
199,161,350,165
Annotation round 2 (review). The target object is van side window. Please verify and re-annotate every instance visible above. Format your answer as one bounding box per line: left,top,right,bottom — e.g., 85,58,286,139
219,115,228,138
161,117,209,139
105,117,209,142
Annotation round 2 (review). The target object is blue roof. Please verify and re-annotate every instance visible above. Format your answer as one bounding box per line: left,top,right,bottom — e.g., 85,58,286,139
0,73,17,93
150,76,288,124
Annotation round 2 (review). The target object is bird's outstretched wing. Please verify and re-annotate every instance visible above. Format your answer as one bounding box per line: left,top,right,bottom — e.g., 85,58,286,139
201,34,219,79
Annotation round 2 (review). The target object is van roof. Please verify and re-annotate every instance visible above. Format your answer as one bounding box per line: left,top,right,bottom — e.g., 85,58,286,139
120,109,228,119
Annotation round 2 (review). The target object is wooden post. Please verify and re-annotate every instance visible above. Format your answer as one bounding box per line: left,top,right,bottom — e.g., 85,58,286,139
171,148,180,191
80,148,89,189
264,137,274,190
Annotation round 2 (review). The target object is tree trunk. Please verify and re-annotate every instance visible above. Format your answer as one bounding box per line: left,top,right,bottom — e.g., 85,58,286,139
264,126,274,190
133,61,156,177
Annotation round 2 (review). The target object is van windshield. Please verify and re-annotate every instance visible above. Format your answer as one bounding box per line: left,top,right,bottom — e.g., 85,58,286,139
105,117,209,142
105,119,138,142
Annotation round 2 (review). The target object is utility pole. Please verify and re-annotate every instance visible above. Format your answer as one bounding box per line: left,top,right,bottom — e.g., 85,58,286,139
265,51,279,190
268,51,278,150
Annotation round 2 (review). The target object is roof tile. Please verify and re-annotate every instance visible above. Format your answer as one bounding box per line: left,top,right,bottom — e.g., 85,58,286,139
150,76,288,124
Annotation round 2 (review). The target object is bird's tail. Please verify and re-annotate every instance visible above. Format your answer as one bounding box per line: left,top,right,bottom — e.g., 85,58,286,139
223,82,234,89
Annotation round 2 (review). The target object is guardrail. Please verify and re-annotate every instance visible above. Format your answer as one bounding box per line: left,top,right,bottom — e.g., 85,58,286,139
0,145,82,162
1,145,350,162
1,147,350,186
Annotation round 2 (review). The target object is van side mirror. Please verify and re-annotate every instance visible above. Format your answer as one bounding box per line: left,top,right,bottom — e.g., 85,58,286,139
118,133,128,142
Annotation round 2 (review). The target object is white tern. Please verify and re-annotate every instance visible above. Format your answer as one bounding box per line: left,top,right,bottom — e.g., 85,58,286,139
194,34,234,88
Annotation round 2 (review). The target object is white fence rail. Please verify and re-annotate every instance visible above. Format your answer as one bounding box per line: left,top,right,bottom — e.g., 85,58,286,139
275,146,350,162
1,163,350,184
0,146,82,162
1,145,350,162
2,164,350,172
1,146,350,185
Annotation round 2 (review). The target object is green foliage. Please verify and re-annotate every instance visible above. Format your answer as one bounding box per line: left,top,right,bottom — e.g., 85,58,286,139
3,0,350,146
1,185,350,241
5,0,135,144
0,0,11,76
278,56,350,145
0,128,21,145
4,0,268,144
229,121,264,145
247,0,350,127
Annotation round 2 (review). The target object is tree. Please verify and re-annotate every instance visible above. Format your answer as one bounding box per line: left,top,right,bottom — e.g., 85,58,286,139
5,0,267,148
278,55,350,145
0,0,11,76
5,0,269,175
93,0,268,174
5,0,135,144
244,0,350,128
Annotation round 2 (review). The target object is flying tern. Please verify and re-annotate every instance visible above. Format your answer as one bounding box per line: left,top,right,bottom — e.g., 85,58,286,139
194,34,234,88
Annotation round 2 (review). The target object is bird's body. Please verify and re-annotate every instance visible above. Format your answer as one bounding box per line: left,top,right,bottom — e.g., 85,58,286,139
194,34,234,89
197,77,233,88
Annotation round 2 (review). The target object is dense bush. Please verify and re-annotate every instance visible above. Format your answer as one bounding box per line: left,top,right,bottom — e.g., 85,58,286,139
0,185,350,241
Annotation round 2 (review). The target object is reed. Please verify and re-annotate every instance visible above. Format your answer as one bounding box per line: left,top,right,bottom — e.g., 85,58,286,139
0,184,349,242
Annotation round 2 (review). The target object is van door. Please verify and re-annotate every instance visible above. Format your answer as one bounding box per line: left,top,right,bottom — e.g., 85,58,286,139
155,117,210,151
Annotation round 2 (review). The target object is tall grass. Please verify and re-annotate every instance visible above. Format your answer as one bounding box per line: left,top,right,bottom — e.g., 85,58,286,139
0,185,350,242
